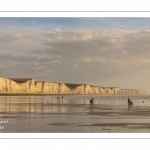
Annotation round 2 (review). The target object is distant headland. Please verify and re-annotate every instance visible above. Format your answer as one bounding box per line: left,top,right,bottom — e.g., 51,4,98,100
0,76,148,95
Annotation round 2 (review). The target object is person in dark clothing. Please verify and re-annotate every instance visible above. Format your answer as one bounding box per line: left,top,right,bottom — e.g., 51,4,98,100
90,98,94,104
128,97,130,105
130,101,133,105
128,97,133,106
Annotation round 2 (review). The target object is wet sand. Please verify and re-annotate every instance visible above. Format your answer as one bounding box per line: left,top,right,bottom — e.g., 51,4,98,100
0,95,150,132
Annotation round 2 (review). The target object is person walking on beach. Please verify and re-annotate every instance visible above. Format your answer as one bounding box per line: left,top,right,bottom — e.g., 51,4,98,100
128,97,130,105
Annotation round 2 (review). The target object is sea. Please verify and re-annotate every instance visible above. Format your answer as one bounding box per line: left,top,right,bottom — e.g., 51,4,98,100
0,94,150,133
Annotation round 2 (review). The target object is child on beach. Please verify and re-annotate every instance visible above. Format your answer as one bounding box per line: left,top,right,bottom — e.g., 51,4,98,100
90,98,94,104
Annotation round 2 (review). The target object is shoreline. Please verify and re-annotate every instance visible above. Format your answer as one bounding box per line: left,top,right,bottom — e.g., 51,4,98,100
0,94,150,133
0,93,148,96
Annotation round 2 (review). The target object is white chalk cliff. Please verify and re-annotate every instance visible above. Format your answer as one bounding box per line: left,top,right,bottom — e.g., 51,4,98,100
0,76,147,95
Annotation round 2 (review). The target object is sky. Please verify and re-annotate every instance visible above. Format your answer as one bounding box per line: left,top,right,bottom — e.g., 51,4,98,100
0,17,150,93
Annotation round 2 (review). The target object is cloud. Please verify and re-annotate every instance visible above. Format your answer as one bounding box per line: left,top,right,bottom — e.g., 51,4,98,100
1,20,150,92
0,33,22,43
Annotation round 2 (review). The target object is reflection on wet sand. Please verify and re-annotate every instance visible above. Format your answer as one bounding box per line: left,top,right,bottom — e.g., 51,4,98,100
0,95,150,132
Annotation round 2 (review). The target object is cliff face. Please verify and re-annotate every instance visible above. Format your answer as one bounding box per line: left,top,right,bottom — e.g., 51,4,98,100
0,76,148,95
121,89,148,95
0,77,34,93
71,84,85,94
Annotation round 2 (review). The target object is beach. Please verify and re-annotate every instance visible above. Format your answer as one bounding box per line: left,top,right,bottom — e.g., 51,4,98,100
0,95,150,132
